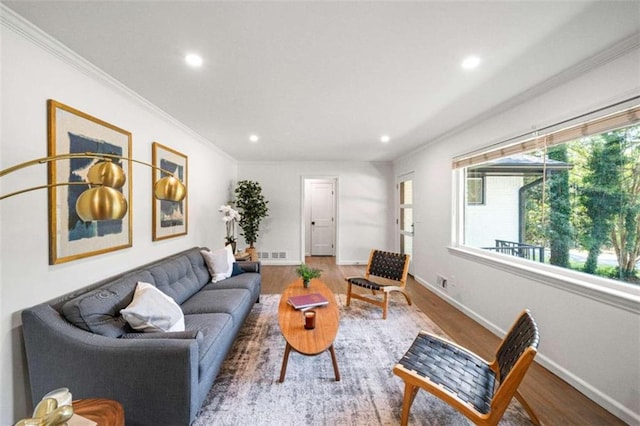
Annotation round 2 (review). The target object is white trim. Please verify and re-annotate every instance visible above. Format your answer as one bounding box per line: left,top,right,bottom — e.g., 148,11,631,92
0,4,233,161
448,246,640,314
413,274,640,425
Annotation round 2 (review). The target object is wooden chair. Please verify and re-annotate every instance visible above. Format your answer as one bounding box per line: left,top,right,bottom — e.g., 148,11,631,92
393,309,541,426
345,249,411,319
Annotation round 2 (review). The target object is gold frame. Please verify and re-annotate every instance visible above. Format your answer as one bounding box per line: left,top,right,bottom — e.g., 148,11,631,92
48,100,133,264
152,142,188,240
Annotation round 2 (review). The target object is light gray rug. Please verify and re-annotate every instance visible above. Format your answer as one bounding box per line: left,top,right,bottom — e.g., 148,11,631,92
194,294,533,425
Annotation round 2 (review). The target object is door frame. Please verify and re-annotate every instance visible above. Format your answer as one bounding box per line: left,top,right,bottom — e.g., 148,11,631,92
397,171,414,275
300,176,339,263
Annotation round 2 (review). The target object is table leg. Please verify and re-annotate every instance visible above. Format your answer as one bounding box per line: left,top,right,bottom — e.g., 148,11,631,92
279,342,292,383
329,344,341,381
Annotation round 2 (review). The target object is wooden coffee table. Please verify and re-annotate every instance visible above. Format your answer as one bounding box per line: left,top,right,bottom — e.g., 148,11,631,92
278,279,340,382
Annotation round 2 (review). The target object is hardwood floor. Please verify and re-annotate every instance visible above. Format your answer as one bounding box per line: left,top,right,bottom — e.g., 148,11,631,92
261,257,625,425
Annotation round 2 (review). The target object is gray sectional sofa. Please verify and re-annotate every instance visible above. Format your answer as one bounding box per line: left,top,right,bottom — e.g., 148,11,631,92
21,247,261,426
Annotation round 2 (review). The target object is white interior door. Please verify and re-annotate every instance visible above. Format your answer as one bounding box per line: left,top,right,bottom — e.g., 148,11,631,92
310,181,335,256
398,174,414,274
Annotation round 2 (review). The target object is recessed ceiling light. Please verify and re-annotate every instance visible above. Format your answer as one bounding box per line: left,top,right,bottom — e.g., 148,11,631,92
249,134,259,143
380,135,390,143
185,53,203,68
461,55,481,70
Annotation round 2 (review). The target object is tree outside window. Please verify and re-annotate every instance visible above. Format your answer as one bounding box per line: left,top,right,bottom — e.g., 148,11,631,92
463,124,640,285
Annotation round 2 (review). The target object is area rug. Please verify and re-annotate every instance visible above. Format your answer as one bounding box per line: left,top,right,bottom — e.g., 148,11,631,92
194,295,533,425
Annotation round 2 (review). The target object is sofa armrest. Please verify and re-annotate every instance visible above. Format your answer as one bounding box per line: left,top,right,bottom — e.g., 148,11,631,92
237,260,260,273
22,304,199,426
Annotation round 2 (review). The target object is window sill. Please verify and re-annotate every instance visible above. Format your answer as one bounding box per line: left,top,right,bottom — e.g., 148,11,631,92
448,246,640,314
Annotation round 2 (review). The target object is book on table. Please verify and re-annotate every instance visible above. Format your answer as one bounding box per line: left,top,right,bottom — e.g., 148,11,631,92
287,293,329,310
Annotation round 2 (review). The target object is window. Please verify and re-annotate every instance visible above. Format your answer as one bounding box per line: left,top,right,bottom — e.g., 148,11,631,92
466,176,485,205
455,104,640,286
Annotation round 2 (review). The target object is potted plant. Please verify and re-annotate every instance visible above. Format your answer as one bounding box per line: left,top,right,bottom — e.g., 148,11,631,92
234,180,269,260
296,264,322,288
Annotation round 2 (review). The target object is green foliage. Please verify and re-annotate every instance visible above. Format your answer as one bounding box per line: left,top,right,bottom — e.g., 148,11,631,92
234,180,269,247
520,125,640,284
295,264,322,281
547,145,572,267
580,132,625,274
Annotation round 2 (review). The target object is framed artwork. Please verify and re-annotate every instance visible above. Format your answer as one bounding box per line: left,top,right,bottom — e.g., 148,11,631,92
47,99,133,265
152,142,188,240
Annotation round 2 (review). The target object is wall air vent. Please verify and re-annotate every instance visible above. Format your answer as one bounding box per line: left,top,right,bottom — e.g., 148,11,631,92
271,251,287,259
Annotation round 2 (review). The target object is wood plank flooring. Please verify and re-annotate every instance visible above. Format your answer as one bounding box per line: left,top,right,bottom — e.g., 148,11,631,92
261,257,625,425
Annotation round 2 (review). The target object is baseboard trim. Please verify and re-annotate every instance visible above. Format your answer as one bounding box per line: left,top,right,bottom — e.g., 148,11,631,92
413,274,639,425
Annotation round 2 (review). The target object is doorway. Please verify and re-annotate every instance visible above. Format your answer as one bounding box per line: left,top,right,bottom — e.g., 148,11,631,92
303,178,337,258
398,173,414,275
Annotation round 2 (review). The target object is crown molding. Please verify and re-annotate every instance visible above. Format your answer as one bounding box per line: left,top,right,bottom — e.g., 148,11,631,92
0,4,234,161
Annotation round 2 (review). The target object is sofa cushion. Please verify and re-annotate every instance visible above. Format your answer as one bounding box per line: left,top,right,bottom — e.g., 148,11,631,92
121,330,202,341
201,272,261,301
120,282,185,332
149,255,204,304
181,289,251,322
184,313,234,377
61,270,155,337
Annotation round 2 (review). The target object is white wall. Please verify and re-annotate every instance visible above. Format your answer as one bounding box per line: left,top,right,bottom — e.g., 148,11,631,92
465,176,522,247
0,14,236,424
237,162,394,265
394,47,640,423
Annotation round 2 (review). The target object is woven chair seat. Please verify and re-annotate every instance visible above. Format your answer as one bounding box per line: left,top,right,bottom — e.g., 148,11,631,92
398,331,496,414
346,277,384,291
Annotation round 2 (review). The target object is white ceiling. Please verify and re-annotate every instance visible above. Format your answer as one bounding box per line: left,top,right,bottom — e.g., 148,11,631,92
5,1,640,162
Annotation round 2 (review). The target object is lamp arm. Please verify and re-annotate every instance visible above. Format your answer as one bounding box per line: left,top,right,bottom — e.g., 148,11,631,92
0,182,100,201
1,151,185,205
0,152,180,179
92,152,180,178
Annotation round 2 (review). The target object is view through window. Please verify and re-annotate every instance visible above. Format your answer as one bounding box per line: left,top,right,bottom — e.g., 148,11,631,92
460,108,639,286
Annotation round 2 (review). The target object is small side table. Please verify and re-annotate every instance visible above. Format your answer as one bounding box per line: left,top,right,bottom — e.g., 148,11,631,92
72,399,124,426
234,251,251,261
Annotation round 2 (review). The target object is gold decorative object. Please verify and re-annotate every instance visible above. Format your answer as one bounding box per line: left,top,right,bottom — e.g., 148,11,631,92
152,142,188,241
14,398,74,426
0,151,187,213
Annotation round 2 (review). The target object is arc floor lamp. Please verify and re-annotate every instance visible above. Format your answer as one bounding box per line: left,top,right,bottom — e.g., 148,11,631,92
0,151,187,220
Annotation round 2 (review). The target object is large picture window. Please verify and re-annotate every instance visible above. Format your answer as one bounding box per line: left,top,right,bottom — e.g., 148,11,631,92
455,104,640,286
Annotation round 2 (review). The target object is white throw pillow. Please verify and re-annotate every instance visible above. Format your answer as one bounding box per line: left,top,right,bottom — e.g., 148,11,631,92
201,246,234,282
223,244,235,279
120,282,185,332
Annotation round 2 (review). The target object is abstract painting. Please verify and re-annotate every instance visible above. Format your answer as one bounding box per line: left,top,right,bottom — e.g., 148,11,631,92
48,100,132,264
152,142,187,240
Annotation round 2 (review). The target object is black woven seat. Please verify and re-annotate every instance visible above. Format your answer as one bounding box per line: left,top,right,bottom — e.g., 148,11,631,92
398,331,495,414
393,310,541,426
345,249,411,319
346,277,384,291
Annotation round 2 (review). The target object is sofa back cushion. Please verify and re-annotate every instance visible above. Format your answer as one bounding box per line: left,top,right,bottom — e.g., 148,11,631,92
61,270,155,337
149,254,206,305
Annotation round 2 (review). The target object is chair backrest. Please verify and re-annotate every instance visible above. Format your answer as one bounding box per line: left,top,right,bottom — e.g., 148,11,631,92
487,309,539,423
366,250,410,284
495,309,540,383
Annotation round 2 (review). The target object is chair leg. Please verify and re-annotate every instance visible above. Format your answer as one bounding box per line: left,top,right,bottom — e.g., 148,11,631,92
400,382,418,426
382,292,389,320
346,282,352,306
399,289,412,306
515,390,541,426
